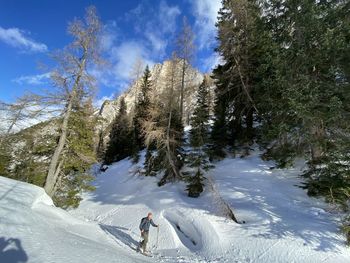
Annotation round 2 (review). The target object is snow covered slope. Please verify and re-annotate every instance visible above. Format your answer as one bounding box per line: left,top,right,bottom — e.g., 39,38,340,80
1,154,349,262
71,154,350,263
0,177,151,263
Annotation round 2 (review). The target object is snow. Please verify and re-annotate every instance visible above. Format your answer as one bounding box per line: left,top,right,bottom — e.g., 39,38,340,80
0,177,151,263
1,153,350,262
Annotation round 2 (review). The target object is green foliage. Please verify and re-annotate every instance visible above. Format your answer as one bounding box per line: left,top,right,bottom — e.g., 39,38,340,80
212,0,272,157
0,138,11,177
210,65,229,159
144,145,158,176
132,65,152,159
7,130,56,187
190,78,210,148
53,100,97,208
186,168,205,198
214,0,350,211
262,143,299,169
302,139,350,210
187,77,213,197
212,0,350,242
342,215,350,246
104,97,133,164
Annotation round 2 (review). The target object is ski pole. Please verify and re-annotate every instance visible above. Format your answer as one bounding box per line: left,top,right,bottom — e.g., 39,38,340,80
155,225,159,250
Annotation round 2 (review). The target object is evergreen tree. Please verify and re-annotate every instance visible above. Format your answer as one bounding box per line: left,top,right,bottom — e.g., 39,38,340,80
104,97,132,165
132,65,152,161
186,168,205,198
210,70,229,159
212,0,269,157
187,77,212,197
0,137,12,177
54,99,97,208
143,145,157,177
213,0,350,229
259,0,350,211
190,77,210,148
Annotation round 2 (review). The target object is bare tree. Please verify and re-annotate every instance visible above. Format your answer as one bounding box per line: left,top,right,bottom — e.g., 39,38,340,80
43,6,102,197
142,55,183,183
0,95,47,142
176,16,195,122
129,57,145,109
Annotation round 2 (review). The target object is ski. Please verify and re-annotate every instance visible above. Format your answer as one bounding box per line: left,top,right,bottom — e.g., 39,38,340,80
140,252,153,257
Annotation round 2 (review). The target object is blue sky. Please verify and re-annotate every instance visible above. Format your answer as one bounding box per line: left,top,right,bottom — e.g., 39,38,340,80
0,0,221,105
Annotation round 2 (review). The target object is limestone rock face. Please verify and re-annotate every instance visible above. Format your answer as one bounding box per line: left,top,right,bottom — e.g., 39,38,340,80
97,60,206,128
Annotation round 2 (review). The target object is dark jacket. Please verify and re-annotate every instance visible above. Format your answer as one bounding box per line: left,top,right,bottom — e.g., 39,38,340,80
139,217,157,232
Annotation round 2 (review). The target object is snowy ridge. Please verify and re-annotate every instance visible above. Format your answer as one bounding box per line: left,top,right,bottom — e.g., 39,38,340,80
1,153,350,262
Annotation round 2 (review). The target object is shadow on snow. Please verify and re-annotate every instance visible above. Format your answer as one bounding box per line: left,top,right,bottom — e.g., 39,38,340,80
0,237,28,263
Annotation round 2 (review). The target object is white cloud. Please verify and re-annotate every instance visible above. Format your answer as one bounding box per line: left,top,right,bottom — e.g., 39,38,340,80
191,0,221,50
158,0,181,34
110,41,154,80
0,26,48,53
90,40,154,92
12,72,51,85
92,1,180,97
100,20,118,51
144,32,167,57
126,0,181,59
201,52,223,72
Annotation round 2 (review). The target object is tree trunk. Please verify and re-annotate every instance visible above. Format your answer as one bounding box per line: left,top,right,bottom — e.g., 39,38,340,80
165,110,181,181
246,107,254,142
6,109,23,134
310,121,325,164
180,58,186,122
44,58,86,197
44,99,73,197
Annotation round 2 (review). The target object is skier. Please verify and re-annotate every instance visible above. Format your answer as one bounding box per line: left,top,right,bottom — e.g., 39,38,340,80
138,212,159,254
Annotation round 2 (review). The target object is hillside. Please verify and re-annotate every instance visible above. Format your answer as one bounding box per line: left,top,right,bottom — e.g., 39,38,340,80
96,60,212,144
1,153,349,263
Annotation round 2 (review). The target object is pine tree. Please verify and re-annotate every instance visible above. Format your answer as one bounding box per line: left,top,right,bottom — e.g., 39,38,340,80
104,97,132,165
132,65,152,161
259,0,350,211
186,168,205,198
144,146,156,176
176,16,195,122
53,99,97,208
213,0,350,221
212,0,268,157
210,69,229,159
190,77,210,148
187,77,212,197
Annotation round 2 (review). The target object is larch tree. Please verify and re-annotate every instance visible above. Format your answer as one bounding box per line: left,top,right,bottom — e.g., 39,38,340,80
142,56,184,185
176,16,195,123
129,57,145,110
44,6,102,197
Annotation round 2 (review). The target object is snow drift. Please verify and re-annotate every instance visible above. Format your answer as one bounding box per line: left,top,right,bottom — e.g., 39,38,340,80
0,176,150,263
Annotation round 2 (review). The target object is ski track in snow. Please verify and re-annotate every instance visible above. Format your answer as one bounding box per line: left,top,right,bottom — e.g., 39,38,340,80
1,152,350,262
